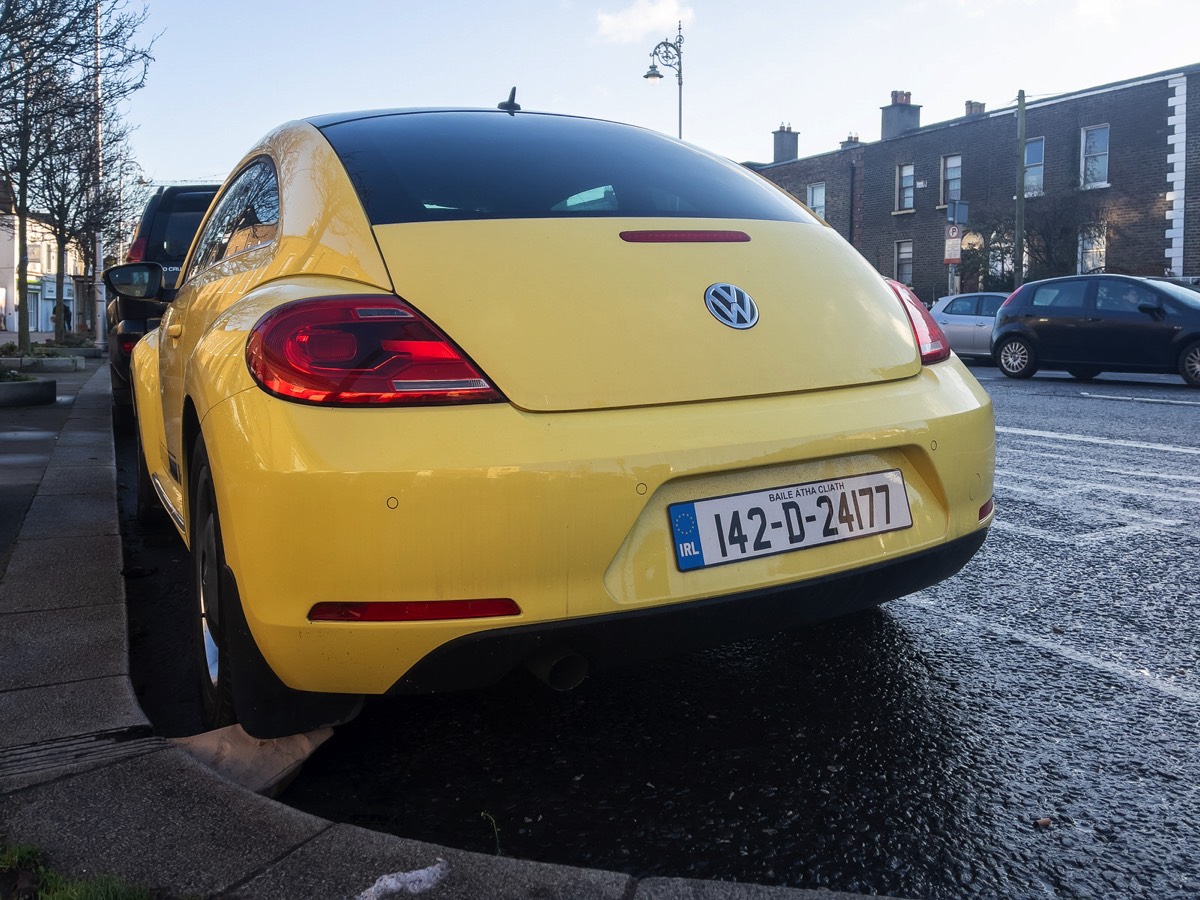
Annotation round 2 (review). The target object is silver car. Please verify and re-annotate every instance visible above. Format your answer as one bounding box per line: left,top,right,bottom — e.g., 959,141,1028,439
930,292,1009,360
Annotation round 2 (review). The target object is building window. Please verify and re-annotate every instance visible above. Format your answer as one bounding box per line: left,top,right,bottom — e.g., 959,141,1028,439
941,155,961,204
1078,223,1106,273
1024,137,1044,195
895,240,913,284
897,164,914,210
806,182,825,219
1081,125,1109,188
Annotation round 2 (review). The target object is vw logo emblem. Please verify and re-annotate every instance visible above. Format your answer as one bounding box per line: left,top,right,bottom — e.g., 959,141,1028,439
704,283,759,330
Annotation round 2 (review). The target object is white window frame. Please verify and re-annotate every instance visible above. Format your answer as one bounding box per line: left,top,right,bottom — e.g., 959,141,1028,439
1024,137,1045,196
941,154,962,205
897,164,915,210
1081,124,1110,189
806,182,825,219
1078,223,1107,273
895,239,913,284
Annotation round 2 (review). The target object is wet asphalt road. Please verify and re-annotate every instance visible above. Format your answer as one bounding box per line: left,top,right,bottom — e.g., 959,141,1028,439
119,365,1200,899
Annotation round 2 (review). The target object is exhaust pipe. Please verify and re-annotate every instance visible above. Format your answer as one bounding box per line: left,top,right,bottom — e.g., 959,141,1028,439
526,649,589,691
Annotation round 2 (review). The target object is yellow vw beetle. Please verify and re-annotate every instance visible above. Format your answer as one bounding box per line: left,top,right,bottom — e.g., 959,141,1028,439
105,106,994,738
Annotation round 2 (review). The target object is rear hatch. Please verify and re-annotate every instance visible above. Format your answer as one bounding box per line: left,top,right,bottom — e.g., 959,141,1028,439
373,217,920,412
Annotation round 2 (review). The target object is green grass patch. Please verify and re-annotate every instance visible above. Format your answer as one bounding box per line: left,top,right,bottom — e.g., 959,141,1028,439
0,837,163,899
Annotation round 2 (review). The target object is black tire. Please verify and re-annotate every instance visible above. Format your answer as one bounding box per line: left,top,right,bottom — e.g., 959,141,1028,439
1067,367,1101,381
134,432,167,525
190,437,237,731
995,337,1038,379
1180,340,1200,388
112,401,134,435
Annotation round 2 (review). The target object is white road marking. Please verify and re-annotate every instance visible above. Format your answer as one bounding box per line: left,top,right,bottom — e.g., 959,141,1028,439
998,426,1200,455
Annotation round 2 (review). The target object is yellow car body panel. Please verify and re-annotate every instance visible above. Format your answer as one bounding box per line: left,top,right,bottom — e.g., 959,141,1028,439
139,122,393,536
375,218,920,411
194,359,991,695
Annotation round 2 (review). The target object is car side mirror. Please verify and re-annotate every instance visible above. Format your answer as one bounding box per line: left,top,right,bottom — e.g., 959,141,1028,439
104,262,165,300
104,262,170,323
1137,301,1165,320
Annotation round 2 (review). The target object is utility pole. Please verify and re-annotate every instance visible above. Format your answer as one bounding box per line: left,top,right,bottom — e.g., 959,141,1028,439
1014,89,1026,289
92,0,106,351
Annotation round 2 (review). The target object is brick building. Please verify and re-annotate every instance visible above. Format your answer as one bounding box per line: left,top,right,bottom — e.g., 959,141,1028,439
753,64,1200,305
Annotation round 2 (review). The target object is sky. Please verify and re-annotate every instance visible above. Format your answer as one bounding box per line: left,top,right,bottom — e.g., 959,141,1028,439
122,0,1200,185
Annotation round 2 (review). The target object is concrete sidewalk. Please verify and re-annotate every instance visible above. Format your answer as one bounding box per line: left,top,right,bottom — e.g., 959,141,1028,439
0,359,890,899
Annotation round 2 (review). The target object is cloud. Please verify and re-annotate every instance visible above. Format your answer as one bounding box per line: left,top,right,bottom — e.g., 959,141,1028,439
596,0,694,44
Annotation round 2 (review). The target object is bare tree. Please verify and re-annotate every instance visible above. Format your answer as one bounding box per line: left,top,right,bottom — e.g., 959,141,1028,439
0,0,151,350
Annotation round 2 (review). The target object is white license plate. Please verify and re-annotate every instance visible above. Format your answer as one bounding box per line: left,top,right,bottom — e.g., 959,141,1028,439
669,469,913,571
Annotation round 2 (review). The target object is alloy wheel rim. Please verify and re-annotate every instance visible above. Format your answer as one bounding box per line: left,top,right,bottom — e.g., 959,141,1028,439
1001,342,1028,373
1187,348,1200,383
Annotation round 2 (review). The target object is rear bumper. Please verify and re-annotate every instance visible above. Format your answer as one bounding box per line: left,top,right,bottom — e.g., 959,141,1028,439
390,528,989,693
198,357,993,695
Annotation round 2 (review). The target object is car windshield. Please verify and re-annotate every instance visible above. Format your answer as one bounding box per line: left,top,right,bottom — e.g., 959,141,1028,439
319,110,818,226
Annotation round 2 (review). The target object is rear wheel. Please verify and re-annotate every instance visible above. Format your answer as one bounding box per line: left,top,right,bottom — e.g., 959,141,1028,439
187,435,364,738
995,337,1038,379
1067,366,1101,381
1180,340,1200,388
190,437,237,731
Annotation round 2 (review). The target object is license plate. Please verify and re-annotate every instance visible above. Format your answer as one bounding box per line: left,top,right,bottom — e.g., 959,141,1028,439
669,469,913,571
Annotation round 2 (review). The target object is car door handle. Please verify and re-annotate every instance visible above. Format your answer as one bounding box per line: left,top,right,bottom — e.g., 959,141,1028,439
167,323,183,339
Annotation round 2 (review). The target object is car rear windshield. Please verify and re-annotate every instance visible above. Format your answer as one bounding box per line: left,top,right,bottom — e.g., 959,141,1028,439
318,111,816,226
145,190,216,265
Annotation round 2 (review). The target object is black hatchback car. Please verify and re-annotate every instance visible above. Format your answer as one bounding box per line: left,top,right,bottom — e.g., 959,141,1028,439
107,184,218,428
991,274,1200,387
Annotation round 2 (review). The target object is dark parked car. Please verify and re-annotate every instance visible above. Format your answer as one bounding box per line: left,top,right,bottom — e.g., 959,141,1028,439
992,274,1200,386
107,184,218,428
930,292,1009,360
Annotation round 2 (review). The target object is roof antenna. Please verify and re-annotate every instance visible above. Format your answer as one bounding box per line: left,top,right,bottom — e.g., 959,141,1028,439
498,87,521,115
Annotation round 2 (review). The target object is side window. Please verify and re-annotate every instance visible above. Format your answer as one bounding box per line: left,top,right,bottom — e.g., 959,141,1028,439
944,296,977,315
187,158,280,278
979,294,1005,317
1095,280,1156,312
1030,281,1087,312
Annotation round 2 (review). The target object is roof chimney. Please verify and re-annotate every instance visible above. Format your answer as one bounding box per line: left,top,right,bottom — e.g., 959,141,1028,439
881,90,921,140
964,100,986,117
772,122,798,163
840,132,860,149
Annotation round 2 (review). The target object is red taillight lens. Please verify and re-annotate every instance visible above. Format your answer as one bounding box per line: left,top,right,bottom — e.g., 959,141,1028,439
126,236,146,263
887,280,951,365
308,599,521,622
246,297,502,406
117,335,140,357
979,497,995,520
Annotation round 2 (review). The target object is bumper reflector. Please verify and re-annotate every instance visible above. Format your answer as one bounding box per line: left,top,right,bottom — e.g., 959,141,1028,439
308,599,521,622
979,497,995,520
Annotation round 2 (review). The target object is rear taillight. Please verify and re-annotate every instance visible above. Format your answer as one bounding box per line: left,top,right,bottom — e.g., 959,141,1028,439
887,280,951,365
999,288,1021,308
126,236,146,263
246,296,502,406
117,335,140,357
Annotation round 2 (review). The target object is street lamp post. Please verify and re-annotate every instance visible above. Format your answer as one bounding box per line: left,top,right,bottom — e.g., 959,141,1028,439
643,21,684,139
